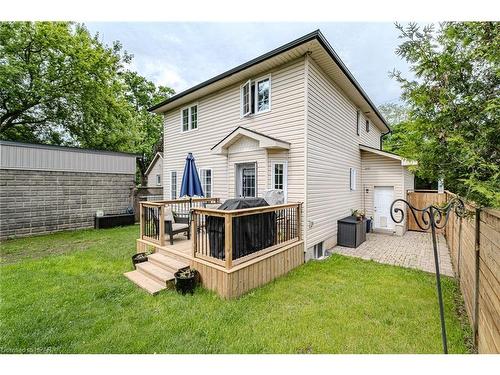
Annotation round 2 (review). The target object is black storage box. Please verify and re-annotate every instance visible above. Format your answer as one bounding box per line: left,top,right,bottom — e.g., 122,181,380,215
206,198,276,260
337,216,367,248
94,213,135,229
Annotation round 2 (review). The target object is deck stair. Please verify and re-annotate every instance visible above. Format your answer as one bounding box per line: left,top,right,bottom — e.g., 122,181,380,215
124,252,190,295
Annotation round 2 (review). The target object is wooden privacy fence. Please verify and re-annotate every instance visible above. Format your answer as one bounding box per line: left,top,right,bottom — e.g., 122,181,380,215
407,191,447,233
408,190,499,353
444,191,499,353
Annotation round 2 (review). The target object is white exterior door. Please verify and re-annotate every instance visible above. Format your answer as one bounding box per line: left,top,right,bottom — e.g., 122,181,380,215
374,186,395,230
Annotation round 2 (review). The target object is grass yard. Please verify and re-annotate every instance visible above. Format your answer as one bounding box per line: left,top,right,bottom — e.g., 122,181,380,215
0,225,472,354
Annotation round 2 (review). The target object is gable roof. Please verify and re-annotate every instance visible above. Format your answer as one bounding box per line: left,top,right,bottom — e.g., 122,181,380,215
144,152,163,176
211,126,290,155
149,30,390,134
359,144,417,166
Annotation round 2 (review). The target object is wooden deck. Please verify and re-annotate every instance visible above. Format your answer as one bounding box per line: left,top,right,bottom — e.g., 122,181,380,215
134,199,305,298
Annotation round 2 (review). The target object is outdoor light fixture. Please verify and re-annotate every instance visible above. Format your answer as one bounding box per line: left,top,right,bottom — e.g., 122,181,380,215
390,197,466,354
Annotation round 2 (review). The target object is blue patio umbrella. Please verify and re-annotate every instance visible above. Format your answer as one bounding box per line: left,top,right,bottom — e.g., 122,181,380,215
179,153,204,206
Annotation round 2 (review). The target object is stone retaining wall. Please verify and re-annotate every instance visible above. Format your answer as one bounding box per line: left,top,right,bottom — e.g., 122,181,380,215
0,169,135,240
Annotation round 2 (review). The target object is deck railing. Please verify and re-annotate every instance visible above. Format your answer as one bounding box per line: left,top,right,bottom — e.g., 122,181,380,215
191,203,302,269
139,197,221,245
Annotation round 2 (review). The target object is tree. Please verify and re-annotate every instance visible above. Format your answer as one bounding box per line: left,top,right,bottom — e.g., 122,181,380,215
390,22,500,207
0,22,174,185
378,102,411,154
121,71,174,185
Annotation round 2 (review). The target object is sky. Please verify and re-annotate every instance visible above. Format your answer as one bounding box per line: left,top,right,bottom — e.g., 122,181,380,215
86,22,413,106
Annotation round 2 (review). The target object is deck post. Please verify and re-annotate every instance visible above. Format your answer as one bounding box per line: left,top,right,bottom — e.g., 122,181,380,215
159,205,165,246
192,210,198,259
297,203,303,240
139,202,144,240
225,213,233,269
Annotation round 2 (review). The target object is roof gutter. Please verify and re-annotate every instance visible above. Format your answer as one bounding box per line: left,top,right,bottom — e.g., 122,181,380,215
149,29,390,133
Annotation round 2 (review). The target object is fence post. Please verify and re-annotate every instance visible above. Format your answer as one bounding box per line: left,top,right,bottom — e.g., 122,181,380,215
159,205,165,246
473,208,481,347
225,213,233,269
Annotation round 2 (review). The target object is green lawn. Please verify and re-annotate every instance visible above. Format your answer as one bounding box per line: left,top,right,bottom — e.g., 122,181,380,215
0,225,472,354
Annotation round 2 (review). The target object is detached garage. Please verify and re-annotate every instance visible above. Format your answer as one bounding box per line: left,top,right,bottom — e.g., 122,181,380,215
0,141,138,240
360,144,416,236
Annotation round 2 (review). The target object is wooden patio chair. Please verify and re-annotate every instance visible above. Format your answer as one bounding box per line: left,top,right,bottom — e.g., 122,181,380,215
153,206,190,245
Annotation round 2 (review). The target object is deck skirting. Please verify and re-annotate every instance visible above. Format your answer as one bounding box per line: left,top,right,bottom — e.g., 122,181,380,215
194,240,304,298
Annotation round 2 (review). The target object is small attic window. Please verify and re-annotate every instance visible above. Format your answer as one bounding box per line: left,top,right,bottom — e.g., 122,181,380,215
366,119,370,132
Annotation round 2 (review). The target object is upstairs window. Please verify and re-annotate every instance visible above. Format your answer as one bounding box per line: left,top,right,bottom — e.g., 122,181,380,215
241,76,271,117
156,174,161,186
181,104,198,132
366,119,370,132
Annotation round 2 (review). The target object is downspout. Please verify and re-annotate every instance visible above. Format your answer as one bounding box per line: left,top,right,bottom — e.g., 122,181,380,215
380,128,391,150
303,52,310,254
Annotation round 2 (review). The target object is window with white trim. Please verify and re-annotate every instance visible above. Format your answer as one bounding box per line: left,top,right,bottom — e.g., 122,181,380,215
241,76,271,117
350,168,357,191
200,168,212,198
271,161,288,201
170,171,177,199
181,104,198,132
156,174,161,186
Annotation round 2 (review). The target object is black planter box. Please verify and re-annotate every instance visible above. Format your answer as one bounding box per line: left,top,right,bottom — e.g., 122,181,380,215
94,213,135,229
174,270,198,295
337,216,367,248
132,253,148,269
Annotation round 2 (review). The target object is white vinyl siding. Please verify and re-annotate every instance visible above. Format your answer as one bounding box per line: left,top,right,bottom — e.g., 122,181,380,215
145,155,163,188
305,57,382,249
403,167,415,194
163,58,306,204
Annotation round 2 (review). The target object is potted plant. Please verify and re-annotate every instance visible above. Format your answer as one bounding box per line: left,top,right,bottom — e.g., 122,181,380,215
351,209,362,221
132,252,148,269
174,268,198,295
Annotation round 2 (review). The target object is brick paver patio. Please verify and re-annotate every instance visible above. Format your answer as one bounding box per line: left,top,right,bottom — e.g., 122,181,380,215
332,231,454,277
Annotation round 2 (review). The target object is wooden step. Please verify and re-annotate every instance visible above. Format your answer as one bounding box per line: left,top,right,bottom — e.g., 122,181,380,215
135,262,175,285
148,252,190,273
124,270,166,295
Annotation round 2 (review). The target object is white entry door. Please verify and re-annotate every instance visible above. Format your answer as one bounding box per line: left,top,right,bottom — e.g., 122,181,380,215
374,186,395,230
